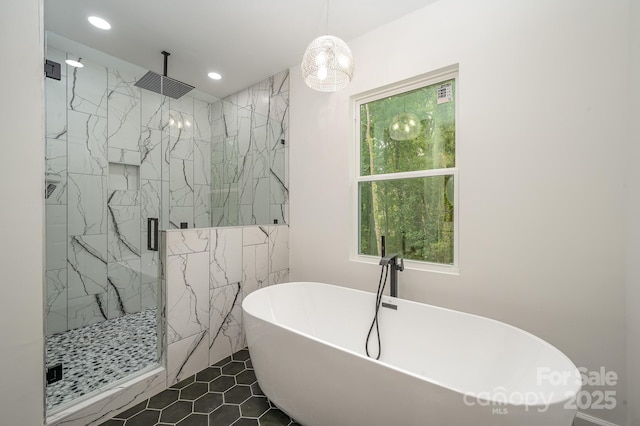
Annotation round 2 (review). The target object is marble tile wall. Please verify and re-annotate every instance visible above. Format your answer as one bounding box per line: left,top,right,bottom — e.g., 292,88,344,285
163,224,289,385
44,46,168,335
48,223,289,426
44,39,291,425
211,70,290,227
45,44,290,337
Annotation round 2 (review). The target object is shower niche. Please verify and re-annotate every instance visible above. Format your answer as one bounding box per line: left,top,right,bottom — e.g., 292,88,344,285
109,163,139,191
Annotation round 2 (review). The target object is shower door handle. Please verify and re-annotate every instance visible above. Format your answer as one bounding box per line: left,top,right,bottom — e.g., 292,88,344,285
147,218,159,251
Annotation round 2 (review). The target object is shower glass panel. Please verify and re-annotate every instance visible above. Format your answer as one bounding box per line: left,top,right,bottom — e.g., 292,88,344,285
44,33,166,413
208,89,289,227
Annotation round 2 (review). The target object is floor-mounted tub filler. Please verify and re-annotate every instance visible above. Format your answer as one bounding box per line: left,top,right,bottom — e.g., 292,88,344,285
243,282,580,426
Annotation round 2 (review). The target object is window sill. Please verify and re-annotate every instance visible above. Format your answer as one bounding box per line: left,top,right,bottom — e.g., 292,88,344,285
350,254,460,275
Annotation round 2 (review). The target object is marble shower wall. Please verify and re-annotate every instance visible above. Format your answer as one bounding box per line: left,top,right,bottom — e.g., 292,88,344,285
210,71,290,227
45,40,290,337
44,44,208,335
162,225,289,385
51,224,289,425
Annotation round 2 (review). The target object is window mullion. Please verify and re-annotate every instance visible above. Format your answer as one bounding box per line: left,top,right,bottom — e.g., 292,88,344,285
357,168,457,183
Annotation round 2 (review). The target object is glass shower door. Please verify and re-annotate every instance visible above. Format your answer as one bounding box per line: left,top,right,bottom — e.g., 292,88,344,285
44,35,163,413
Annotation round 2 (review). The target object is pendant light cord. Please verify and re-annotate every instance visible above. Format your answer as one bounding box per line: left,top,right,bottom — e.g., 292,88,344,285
326,0,330,35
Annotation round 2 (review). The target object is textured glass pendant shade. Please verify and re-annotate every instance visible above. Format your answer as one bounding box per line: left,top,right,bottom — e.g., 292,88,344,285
301,35,354,92
388,112,423,141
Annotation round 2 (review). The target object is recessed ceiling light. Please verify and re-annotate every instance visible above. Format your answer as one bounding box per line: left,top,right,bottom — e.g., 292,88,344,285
208,72,222,80
65,59,84,68
88,16,111,30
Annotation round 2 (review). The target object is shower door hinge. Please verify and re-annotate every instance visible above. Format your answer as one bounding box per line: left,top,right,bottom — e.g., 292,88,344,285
45,60,61,81
46,363,63,385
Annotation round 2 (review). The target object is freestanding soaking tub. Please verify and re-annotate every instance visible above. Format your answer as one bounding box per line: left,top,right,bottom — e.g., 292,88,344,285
243,282,581,426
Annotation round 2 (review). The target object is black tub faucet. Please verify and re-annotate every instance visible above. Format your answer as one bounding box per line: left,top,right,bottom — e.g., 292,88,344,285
379,254,404,298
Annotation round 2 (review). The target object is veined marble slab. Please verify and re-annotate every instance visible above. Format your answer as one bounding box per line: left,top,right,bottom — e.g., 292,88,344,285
167,331,209,385
67,111,107,176
209,228,242,288
67,234,108,299
166,252,209,344
209,282,244,365
141,90,168,131
107,92,141,152
46,269,68,336
194,98,213,141
46,75,67,140
67,174,107,235
67,57,108,118
166,229,210,255
108,68,140,99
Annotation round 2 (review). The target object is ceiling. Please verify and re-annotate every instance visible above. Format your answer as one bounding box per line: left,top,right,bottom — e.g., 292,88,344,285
44,0,438,99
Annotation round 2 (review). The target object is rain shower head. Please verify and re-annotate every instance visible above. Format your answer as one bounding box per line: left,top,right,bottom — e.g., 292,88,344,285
135,51,194,99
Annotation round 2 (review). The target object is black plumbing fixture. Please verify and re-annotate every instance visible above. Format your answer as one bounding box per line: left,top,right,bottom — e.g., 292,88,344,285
365,260,388,360
379,254,404,298
379,234,404,298
365,236,404,360
134,51,195,99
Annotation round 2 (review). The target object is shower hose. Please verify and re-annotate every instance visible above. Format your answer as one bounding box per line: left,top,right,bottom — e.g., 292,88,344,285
365,263,389,360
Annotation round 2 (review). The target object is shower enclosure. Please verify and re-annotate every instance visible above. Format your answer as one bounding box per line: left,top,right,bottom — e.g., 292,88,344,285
44,34,171,411
44,31,289,414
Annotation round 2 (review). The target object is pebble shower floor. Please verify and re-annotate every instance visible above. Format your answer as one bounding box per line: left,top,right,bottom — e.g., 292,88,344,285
99,348,301,426
46,308,158,411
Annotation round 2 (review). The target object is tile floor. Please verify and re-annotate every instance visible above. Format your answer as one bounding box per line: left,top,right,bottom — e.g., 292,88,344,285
99,348,301,426
46,308,158,411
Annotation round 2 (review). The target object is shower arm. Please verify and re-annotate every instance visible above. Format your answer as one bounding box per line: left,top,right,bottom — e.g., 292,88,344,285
162,51,170,77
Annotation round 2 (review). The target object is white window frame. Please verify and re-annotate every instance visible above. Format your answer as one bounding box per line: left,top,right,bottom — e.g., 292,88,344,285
350,66,460,274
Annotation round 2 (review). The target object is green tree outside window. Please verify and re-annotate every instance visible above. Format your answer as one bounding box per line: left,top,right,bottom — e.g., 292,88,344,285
358,77,456,265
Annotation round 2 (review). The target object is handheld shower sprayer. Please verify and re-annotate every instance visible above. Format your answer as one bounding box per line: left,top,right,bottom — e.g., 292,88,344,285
365,235,404,360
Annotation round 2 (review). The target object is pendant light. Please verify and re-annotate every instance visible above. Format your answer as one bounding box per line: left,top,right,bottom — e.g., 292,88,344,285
301,0,354,92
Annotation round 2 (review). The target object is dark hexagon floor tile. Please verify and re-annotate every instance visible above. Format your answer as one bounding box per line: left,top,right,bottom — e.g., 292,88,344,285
98,420,124,426
176,413,208,426
213,356,232,367
170,375,196,390
245,359,253,369
240,396,270,418
209,404,241,426
180,381,209,400
148,388,180,409
232,418,260,426
193,392,223,413
159,400,193,423
113,400,147,419
196,366,222,382
250,382,264,396
126,409,161,426
222,361,246,376
236,369,257,385
259,408,292,426
232,349,251,361
210,375,236,392
224,384,252,404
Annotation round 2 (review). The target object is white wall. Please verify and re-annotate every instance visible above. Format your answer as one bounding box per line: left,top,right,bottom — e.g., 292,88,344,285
289,0,630,424
0,0,45,425
627,1,640,425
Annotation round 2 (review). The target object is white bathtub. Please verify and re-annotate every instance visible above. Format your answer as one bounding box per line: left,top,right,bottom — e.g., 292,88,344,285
243,282,581,426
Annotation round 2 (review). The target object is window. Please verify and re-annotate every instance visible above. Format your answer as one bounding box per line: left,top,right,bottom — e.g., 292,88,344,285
355,69,458,269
